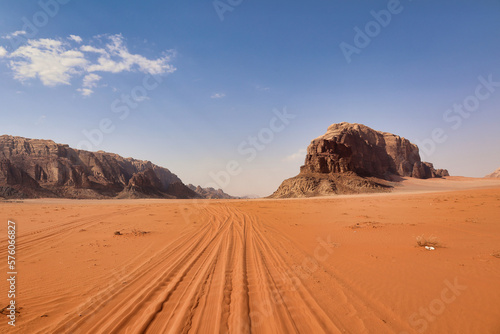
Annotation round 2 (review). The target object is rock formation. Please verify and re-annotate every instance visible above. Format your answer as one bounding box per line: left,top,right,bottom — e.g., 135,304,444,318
485,168,500,178
0,135,198,199
271,123,449,198
187,184,237,199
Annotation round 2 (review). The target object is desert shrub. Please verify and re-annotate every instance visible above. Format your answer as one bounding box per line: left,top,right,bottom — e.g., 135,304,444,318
416,234,442,248
131,229,149,236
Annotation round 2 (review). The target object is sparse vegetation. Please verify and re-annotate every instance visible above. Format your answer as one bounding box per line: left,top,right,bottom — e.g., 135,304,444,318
131,229,149,236
416,234,442,248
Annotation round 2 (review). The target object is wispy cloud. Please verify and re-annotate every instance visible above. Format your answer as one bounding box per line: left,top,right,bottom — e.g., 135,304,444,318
283,148,307,162
211,93,226,99
1,34,176,96
82,73,101,88
77,73,102,96
255,85,270,92
2,30,26,40
85,34,175,75
76,88,93,97
80,44,108,55
68,35,83,43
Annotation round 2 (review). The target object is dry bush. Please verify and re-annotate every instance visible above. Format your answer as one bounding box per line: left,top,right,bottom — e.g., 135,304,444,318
131,229,149,236
416,234,442,248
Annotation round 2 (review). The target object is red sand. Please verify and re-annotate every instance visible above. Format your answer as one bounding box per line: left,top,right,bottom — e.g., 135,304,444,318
0,177,499,333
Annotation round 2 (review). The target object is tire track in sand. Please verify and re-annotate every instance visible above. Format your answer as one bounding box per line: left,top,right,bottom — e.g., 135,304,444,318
50,204,344,333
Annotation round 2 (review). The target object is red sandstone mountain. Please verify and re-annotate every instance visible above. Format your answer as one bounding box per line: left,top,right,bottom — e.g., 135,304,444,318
0,135,198,199
271,123,449,198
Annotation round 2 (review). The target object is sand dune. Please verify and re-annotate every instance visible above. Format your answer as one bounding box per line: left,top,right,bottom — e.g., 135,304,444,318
1,178,500,333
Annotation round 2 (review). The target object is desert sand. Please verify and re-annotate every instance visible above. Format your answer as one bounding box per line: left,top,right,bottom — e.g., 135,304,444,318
1,177,500,333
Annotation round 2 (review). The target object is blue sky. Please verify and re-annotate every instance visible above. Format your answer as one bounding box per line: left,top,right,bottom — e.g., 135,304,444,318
0,0,499,196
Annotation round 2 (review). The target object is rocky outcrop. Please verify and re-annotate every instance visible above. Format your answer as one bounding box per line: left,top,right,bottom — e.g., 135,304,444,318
271,123,449,198
119,168,170,198
271,172,393,198
485,168,500,178
300,123,449,179
0,135,198,199
187,184,237,199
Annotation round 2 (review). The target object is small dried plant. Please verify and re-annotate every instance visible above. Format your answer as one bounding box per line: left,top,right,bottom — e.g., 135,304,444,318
416,234,442,248
131,229,149,236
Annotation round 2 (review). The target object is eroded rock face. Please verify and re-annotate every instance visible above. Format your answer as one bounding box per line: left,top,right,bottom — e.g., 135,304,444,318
301,123,449,179
486,168,500,178
120,168,167,198
0,135,197,199
187,184,236,199
270,123,449,198
271,173,393,198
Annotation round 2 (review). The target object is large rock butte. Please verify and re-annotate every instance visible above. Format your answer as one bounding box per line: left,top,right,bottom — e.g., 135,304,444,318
0,135,198,199
271,123,449,198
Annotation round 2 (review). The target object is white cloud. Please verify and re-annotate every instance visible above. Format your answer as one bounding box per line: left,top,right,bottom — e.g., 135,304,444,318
76,88,94,97
8,39,88,86
68,35,83,43
80,45,107,55
78,73,102,96
211,93,226,99
2,30,26,40
284,148,307,162
82,73,101,88
85,34,175,75
255,85,270,92
2,33,176,96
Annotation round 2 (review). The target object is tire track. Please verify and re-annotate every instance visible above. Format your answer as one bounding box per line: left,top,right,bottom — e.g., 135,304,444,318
251,207,417,333
49,203,356,333
50,216,214,333
1,207,143,254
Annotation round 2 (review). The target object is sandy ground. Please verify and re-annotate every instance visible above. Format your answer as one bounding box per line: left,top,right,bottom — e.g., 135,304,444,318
0,177,499,333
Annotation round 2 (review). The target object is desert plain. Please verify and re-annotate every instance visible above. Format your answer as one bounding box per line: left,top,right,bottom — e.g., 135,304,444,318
1,177,500,334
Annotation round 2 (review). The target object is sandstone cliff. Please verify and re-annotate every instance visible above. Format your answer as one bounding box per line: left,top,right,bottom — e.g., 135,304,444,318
485,168,500,178
0,135,198,199
271,123,449,198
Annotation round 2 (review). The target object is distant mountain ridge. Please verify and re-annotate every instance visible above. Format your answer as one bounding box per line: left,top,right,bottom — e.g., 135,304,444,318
187,184,237,199
0,135,198,199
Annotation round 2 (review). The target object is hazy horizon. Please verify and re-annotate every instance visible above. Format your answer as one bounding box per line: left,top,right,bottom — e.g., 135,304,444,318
1,1,499,196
